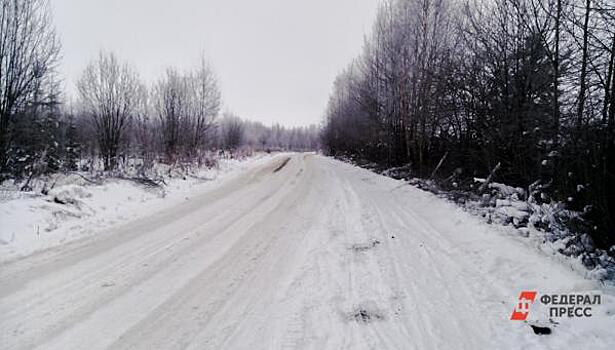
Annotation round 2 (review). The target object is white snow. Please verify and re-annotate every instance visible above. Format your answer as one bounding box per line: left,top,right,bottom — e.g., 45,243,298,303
0,154,275,263
489,182,525,198
1,154,614,349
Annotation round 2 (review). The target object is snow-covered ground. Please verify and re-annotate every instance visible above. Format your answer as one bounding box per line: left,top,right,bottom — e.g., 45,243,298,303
0,154,275,263
1,154,614,349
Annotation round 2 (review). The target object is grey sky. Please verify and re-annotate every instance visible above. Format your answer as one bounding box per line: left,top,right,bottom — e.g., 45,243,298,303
52,0,380,127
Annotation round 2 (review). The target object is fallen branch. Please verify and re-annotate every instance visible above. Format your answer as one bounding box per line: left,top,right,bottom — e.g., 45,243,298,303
122,176,166,188
76,173,103,185
478,162,501,193
430,152,448,179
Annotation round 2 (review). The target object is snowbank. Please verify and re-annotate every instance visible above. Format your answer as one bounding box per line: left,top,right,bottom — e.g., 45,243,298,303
0,154,274,263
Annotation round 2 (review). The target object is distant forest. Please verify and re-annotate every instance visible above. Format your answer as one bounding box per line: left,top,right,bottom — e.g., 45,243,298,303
321,0,615,248
0,0,319,180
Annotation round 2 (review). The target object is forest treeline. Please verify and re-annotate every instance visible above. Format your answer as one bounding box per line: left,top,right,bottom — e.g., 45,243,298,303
0,0,319,182
321,0,615,248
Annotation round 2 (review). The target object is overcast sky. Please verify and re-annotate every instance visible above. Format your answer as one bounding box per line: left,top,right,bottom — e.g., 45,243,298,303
52,0,380,127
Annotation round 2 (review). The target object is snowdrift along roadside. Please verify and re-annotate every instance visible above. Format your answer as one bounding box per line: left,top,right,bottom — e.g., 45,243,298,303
0,154,276,263
345,157,615,283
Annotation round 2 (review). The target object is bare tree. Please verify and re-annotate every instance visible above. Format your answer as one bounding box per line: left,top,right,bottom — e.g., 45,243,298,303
153,58,221,163
321,0,615,248
0,0,60,173
77,52,141,170
187,57,221,153
153,67,186,162
131,83,157,169
220,113,244,152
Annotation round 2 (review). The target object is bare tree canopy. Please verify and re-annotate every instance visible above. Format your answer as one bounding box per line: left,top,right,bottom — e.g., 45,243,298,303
77,52,141,170
154,67,186,162
322,0,615,249
220,113,244,151
188,58,221,151
153,58,221,163
0,0,60,173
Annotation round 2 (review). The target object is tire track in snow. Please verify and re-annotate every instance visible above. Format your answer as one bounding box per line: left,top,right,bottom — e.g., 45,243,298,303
0,155,300,350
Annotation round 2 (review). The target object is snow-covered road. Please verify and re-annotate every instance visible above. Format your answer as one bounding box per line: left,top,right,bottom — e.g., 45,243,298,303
1,154,614,349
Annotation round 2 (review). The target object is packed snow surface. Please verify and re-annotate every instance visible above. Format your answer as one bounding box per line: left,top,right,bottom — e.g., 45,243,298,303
1,154,614,349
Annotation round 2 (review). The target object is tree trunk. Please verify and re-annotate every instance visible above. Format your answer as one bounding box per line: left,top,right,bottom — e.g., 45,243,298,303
609,45,615,137
577,0,591,127
604,33,615,126
553,0,561,136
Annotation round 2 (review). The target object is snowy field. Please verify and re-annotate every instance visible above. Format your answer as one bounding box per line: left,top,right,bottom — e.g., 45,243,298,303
1,153,614,349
